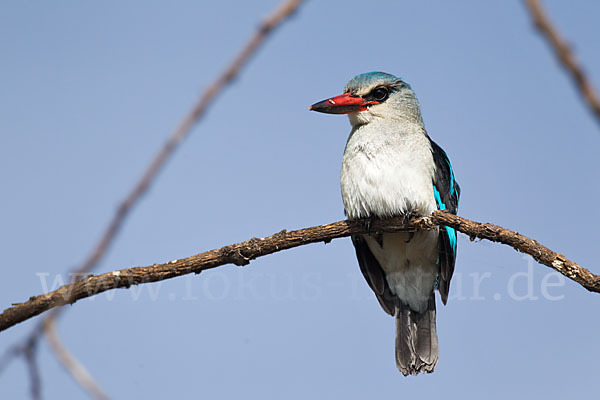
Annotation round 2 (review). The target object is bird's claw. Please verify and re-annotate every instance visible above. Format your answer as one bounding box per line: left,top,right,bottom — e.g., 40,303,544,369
363,216,384,247
364,216,374,235
402,212,415,243
402,211,415,225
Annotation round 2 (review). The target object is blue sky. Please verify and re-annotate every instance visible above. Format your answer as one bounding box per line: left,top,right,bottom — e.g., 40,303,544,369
1,1,599,398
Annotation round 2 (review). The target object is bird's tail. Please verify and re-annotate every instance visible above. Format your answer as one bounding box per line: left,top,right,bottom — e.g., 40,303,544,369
395,293,438,376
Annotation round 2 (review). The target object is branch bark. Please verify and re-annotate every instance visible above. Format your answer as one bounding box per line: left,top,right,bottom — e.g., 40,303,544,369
524,0,600,125
1,211,597,333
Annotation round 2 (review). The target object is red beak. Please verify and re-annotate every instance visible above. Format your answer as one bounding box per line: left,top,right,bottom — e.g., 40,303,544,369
309,93,379,114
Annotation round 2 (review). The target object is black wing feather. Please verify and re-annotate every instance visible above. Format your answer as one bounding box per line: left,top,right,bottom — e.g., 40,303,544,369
351,235,396,316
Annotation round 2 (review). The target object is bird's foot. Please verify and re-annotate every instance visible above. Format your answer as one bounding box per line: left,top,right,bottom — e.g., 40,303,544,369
401,211,416,225
364,216,376,235
363,216,384,247
402,212,416,243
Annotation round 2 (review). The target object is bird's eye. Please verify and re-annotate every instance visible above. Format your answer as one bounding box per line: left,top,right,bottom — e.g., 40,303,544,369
371,87,389,101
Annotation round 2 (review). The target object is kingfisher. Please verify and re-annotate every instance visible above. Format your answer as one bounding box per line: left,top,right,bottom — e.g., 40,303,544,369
310,72,460,375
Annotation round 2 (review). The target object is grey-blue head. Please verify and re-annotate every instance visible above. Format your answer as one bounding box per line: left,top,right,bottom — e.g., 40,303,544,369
310,71,422,126
343,71,409,94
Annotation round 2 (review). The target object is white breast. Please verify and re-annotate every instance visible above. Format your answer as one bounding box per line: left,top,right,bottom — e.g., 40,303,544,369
340,120,436,219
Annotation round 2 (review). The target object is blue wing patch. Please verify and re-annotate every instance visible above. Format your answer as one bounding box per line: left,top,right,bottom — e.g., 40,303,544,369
433,185,457,253
429,139,460,305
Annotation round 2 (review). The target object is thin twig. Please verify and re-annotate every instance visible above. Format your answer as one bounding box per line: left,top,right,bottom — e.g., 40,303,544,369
23,338,41,400
44,319,109,400
0,337,41,400
58,0,305,301
524,0,600,124
0,0,305,395
0,211,597,333
0,343,21,376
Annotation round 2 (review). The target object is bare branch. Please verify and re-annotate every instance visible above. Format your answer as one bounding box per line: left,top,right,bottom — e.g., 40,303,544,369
44,319,109,400
1,211,597,333
524,0,600,124
424,212,599,292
